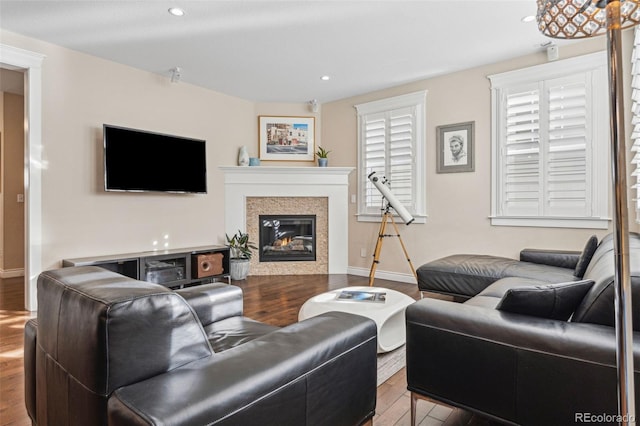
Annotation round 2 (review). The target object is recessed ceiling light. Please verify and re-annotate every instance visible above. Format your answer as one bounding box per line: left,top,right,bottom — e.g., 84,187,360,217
521,15,535,23
168,7,185,17
320,75,330,81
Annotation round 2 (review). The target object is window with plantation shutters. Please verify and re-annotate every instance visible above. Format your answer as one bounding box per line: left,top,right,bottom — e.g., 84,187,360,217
489,52,609,229
632,26,640,223
355,91,427,223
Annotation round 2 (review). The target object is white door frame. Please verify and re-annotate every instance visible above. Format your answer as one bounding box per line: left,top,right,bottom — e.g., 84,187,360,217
0,44,45,311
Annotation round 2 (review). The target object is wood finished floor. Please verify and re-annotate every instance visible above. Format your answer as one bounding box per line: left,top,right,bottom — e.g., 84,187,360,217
0,274,495,426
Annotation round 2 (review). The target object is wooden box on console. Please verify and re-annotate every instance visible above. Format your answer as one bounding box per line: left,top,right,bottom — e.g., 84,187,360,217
192,252,224,278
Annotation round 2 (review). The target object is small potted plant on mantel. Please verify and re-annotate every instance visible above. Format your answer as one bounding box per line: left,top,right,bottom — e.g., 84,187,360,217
226,230,258,280
315,146,331,167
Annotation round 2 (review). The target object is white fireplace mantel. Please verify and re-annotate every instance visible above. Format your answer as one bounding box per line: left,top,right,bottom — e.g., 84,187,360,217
220,166,354,274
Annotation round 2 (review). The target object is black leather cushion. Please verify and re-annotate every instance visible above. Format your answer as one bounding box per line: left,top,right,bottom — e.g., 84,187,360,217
176,284,243,326
204,316,280,352
496,279,594,320
572,233,640,329
519,248,581,269
574,235,598,278
417,254,575,298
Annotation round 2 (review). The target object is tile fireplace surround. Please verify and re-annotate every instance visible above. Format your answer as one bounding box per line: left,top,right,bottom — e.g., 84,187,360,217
220,166,354,275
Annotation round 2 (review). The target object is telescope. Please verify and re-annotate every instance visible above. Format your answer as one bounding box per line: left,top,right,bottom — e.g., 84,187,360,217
368,171,414,225
366,171,417,286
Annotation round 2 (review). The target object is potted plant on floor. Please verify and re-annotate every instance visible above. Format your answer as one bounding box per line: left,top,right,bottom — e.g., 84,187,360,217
315,146,331,167
226,230,258,280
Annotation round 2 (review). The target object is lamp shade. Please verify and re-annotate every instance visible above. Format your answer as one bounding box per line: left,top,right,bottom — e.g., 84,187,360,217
537,0,640,38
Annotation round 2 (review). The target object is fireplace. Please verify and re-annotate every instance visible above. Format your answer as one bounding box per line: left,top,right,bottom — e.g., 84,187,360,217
259,215,316,262
221,166,353,274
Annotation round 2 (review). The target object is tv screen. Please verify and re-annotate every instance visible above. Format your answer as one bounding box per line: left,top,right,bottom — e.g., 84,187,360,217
104,124,207,194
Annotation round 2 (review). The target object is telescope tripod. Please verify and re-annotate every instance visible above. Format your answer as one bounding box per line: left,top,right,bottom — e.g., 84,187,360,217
368,206,417,286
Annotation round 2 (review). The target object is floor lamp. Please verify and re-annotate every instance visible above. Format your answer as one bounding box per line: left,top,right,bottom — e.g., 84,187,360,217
537,1,638,423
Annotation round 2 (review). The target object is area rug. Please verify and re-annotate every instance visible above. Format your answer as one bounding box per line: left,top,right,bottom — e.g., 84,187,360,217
376,345,406,386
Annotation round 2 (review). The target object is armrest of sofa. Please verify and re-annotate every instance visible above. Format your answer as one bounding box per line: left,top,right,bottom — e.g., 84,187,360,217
519,248,581,270
108,311,377,426
405,298,639,424
174,283,243,326
24,318,37,424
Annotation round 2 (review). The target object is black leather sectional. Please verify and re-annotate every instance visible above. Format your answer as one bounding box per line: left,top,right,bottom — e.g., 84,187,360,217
407,233,640,425
24,266,377,425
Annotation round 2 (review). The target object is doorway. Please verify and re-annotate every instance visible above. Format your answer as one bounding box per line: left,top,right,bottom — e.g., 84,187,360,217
0,68,26,280
0,43,45,311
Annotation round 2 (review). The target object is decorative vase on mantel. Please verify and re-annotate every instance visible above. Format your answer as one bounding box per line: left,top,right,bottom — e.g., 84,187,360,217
238,146,249,166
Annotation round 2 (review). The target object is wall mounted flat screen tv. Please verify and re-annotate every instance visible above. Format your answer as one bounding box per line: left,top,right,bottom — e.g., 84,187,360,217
104,124,207,194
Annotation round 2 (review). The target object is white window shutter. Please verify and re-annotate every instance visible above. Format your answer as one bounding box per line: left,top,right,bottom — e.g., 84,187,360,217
388,107,415,211
545,76,590,217
363,112,387,214
502,87,541,216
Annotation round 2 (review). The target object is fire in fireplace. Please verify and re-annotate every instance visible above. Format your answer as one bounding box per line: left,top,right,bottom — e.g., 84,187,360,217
259,215,316,262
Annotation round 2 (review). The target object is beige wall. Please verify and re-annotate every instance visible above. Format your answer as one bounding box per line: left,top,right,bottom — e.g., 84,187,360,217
323,34,640,278
1,30,317,271
2,92,25,271
2,28,639,279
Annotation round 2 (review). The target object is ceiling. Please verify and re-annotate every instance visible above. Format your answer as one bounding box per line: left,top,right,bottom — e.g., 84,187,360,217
0,1,574,103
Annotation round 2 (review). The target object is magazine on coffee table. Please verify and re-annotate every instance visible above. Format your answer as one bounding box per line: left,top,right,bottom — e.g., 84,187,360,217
336,290,386,303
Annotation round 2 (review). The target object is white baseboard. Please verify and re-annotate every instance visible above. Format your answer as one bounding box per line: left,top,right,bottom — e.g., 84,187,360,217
347,266,417,285
1,268,25,278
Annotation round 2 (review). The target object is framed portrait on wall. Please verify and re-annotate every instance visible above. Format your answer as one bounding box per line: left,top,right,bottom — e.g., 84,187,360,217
436,121,475,173
258,116,316,162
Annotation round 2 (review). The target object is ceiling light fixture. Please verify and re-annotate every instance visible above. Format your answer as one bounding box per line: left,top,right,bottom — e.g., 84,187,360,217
170,67,182,83
168,7,185,17
320,75,330,81
536,1,640,422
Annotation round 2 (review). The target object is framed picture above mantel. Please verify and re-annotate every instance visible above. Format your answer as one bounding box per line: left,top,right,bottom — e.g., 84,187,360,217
258,115,316,162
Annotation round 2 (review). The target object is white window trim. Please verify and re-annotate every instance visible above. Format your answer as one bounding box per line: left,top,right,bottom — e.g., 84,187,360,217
631,26,640,223
355,90,427,223
488,51,610,229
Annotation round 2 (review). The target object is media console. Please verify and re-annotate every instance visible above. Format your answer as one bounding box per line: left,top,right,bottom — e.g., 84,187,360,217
62,245,230,288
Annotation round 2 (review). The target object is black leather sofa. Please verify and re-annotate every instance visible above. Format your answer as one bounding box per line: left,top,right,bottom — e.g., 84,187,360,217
24,266,377,426
407,233,640,425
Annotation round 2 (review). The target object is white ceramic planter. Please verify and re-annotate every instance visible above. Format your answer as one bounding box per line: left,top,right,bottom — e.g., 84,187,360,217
230,258,250,280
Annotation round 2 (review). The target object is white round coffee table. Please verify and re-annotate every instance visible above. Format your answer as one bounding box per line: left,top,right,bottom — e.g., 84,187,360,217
298,286,415,353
